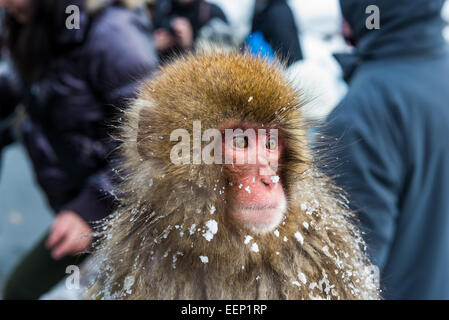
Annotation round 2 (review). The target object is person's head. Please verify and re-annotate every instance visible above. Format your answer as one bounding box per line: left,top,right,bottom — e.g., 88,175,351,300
339,0,446,55
2,0,75,80
0,0,31,24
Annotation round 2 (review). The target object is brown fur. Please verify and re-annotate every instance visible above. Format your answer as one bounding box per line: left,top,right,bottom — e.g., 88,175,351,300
91,51,380,300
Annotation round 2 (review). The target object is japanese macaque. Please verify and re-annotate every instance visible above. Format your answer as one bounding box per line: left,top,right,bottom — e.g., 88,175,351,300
91,51,379,300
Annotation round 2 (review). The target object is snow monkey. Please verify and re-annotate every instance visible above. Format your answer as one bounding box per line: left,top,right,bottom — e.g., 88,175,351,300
91,51,380,300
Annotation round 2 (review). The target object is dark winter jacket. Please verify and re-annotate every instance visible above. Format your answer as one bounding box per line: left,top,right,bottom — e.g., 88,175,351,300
251,0,303,65
0,1,158,224
322,0,449,299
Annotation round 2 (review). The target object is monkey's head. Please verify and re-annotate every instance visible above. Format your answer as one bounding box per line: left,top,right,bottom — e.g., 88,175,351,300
132,52,309,235
94,51,379,300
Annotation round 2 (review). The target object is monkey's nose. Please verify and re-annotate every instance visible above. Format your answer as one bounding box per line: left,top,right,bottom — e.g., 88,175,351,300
260,176,275,190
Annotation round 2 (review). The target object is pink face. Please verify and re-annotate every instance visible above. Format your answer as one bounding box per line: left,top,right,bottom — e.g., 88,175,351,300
223,124,287,233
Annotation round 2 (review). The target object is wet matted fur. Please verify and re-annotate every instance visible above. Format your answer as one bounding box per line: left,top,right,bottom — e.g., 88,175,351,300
90,51,380,300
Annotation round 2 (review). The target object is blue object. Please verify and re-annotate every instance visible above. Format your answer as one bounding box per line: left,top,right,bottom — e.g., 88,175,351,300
245,32,275,62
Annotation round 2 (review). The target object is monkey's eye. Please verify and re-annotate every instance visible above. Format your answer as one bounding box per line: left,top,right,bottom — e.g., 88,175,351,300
233,136,248,149
266,137,278,150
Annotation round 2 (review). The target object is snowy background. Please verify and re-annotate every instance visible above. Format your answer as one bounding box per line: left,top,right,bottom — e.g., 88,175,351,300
1,0,448,299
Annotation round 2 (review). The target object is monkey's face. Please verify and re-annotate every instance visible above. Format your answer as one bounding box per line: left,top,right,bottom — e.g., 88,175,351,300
223,123,287,234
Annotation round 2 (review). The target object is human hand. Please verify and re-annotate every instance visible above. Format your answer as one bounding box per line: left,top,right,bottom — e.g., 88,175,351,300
171,17,194,50
46,211,93,260
154,28,176,52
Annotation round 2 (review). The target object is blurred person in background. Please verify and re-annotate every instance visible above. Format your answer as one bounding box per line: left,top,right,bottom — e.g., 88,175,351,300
322,0,449,299
152,0,229,61
248,0,302,66
0,0,157,299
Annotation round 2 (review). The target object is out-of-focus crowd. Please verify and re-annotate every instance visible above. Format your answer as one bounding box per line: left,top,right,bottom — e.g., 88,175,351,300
1,0,449,300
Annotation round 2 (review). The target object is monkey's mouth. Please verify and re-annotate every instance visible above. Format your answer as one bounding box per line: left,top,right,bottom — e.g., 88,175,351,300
239,205,279,210
234,200,287,234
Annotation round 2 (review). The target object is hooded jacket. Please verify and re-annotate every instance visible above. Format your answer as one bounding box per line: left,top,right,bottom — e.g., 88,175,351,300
0,0,158,224
323,0,449,299
251,0,303,66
